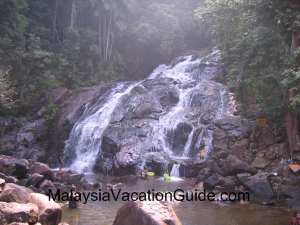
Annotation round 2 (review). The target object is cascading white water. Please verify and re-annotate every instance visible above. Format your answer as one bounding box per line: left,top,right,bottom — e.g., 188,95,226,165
65,50,231,174
170,164,180,177
183,128,195,157
65,82,141,172
149,56,203,157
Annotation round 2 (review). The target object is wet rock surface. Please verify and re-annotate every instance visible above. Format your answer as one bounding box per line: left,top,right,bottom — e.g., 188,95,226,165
0,154,94,224
28,193,61,225
113,201,182,225
202,113,300,207
65,52,226,176
0,183,33,203
0,50,299,212
0,83,114,166
0,202,39,224
237,172,274,202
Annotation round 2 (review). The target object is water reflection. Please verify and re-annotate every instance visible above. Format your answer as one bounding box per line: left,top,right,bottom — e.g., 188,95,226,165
62,178,291,225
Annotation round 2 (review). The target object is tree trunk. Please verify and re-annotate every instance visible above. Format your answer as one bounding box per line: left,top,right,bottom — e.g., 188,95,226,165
291,30,300,53
52,0,59,43
97,1,114,62
285,111,299,158
285,6,300,158
70,0,77,30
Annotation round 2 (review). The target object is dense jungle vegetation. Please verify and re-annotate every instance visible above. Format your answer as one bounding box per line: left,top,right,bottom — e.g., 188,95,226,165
0,0,300,126
196,0,300,121
0,0,206,115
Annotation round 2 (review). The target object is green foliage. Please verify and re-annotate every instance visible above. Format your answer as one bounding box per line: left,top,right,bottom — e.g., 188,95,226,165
195,0,299,119
44,102,59,125
0,0,204,115
0,68,16,116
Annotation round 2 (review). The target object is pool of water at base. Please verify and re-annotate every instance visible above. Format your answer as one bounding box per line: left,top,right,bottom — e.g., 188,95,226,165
62,177,292,225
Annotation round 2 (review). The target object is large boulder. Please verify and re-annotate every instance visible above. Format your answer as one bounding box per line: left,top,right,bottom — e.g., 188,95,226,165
203,174,220,189
96,135,144,175
237,172,274,202
55,171,83,186
216,155,256,176
0,155,29,179
0,202,38,224
0,172,18,184
8,223,30,225
26,173,45,188
29,162,54,180
38,180,56,194
279,183,300,200
114,142,142,175
0,183,32,203
113,201,182,225
144,152,169,176
28,193,62,225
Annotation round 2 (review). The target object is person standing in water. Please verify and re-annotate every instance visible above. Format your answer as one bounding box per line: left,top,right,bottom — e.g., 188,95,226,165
68,185,79,209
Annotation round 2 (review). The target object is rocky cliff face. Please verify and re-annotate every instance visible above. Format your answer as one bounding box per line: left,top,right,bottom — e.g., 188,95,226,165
188,115,300,208
0,50,299,209
63,51,236,175
0,83,114,165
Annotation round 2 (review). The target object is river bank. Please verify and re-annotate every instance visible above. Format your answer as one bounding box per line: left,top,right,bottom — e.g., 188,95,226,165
61,177,292,225
0,153,297,225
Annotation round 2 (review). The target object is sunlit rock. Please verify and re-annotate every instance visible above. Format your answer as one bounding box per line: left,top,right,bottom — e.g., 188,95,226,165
113,201,182,225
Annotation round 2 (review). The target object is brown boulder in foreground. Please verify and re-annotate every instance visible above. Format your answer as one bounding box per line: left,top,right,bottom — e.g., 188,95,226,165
0,202,38,224
28,193,62,225
0,183,32,203
8,223,29,225
113,201,182,225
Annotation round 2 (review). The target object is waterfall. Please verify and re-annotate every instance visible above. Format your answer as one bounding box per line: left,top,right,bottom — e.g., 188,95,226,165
149,56,203,157
65,50,231,174
64,82,141,172
183,128,195,157
170,164,180,177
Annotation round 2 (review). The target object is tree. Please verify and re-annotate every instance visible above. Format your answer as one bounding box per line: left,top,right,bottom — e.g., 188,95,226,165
195,0,300,156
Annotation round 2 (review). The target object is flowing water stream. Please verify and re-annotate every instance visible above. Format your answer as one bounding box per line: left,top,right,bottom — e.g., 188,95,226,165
65,82,142,172
65,51,228,174
62,52,292,225
62,178,291,225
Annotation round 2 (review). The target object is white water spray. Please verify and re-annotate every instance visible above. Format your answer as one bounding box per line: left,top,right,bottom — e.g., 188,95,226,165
65,51,231,174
